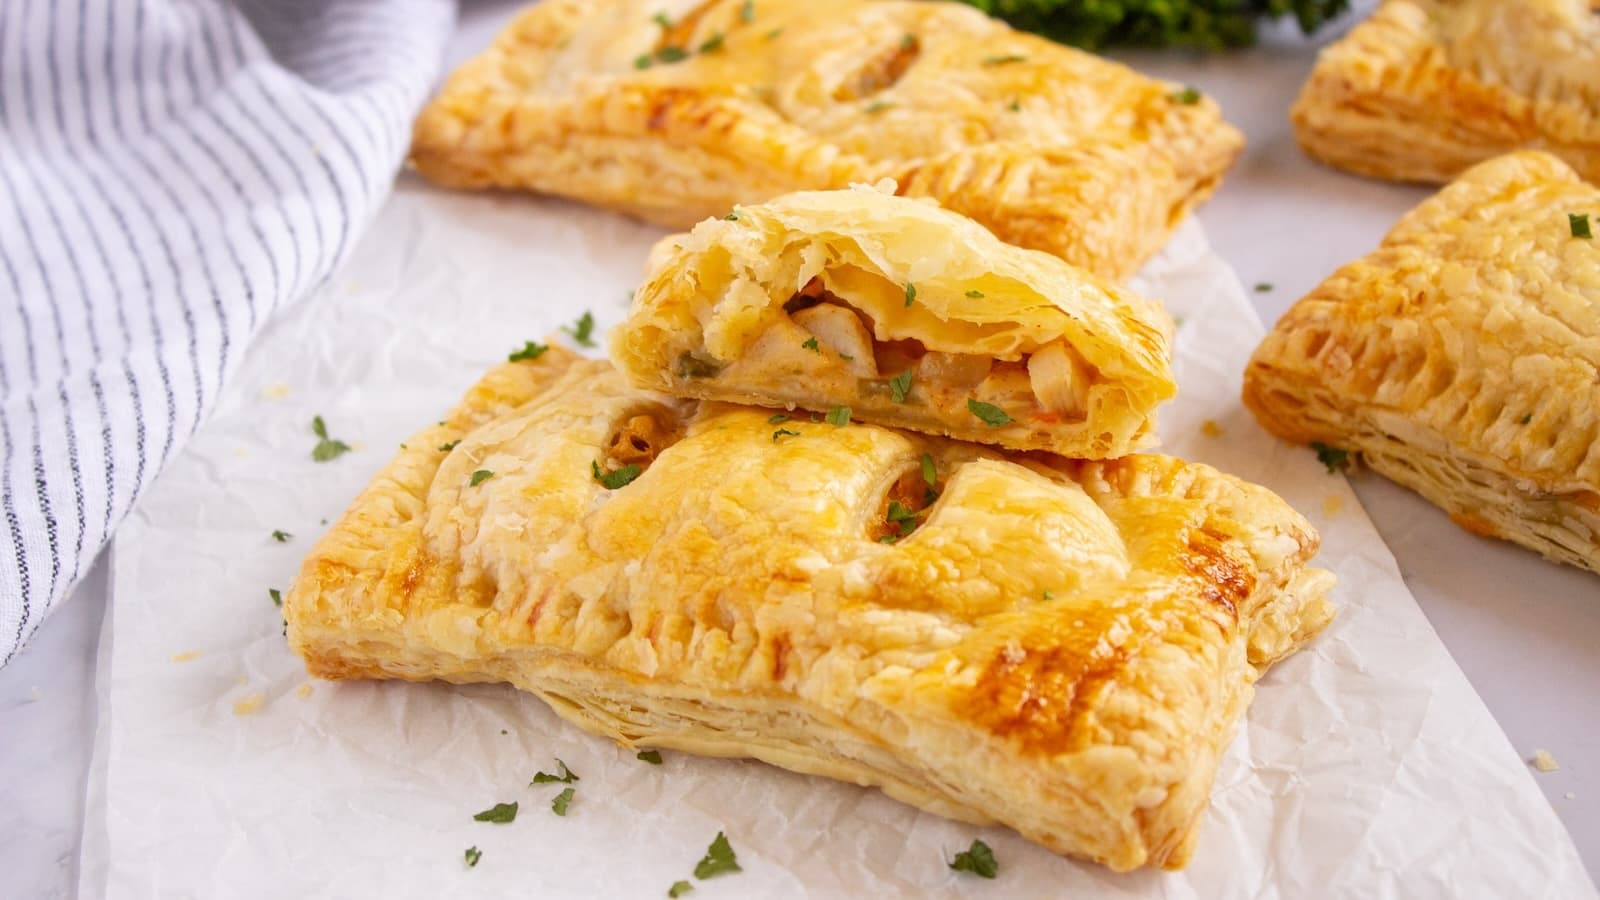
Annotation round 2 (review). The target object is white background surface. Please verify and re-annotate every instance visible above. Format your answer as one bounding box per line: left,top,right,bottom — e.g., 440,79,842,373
2,4,1595,896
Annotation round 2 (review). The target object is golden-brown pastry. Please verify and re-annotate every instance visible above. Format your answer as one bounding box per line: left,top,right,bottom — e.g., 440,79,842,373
286,346,1336,872
612,184,1176,459
409,0,1244,281
1291,0,1600,183
1244,151,1600,574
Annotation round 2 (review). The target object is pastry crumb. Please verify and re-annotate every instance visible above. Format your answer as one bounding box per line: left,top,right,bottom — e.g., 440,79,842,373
1565,791,1577,800
236,675,249,686
1530,749,1559,772
1200,419,1224,438
170,651,202,663
233,447,249,458
295,683,313,699
1323,494,1344,517
233,692,266,715
29,685,41,702
262,383,290,400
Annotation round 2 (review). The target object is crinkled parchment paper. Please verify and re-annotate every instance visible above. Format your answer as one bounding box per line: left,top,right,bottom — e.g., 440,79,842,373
79,180,1596,898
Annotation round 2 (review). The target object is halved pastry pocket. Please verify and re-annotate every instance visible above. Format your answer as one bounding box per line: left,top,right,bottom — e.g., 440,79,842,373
613,185,1176,458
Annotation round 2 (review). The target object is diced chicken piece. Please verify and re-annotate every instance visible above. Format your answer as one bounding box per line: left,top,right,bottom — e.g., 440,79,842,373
977,361,1035,407
917,351,991,389
793,303,879,377
1028,341,1092,418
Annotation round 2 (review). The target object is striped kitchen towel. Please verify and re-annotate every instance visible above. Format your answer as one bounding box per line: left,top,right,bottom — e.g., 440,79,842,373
0,0,455,666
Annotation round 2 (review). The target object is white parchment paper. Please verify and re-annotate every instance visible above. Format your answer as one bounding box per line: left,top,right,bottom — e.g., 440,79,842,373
79,180,1596,898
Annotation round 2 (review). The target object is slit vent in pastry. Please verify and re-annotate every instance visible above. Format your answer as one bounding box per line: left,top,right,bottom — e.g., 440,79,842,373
1291,0,1600,183
408,0,1244,281
286,347,1336,872
1244,151,1600,574
612,184,1177,458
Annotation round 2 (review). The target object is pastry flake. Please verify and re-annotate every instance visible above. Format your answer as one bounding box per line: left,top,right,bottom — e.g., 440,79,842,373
1291,0,1600,183
287,348,1336,872
612,184,1177,458
409,0,1243,281
1244,151,1600,574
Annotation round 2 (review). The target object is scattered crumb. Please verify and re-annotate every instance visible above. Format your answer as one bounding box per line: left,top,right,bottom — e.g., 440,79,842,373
1200,419,1224,438
1323,494,1344,517
236,675,248,686
295,683,313,699
233,447,249,458
233,692,266,715
262,383,290,400
1530,749,1560,772
30,685,41,702
1566,792,1577,800
170,651,202,663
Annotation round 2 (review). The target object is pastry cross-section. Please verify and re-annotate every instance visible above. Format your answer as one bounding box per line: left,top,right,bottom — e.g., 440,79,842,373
1291,0,1600,183
611,185,1176,458
286,348,1335,872
1245,152,1600,574
409,0,1243,281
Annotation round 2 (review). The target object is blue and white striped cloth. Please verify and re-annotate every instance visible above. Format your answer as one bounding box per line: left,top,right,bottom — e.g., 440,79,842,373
0,0,455,666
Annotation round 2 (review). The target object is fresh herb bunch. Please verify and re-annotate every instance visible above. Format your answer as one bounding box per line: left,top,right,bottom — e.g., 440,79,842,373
960,0,1349,50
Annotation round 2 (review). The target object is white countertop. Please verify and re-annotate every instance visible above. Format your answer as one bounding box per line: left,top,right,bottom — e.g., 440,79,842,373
1,10,1594,896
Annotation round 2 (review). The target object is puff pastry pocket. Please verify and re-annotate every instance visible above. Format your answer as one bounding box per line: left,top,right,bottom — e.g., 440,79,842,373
612,185,1176,458
408,0,1244,281
1244,152,1600,574
286,350,1336,872
1291,0,1600,183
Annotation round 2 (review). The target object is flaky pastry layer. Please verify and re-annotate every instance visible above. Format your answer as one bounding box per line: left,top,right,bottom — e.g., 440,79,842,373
1291,0,1600,183
1245,152,1600,574
288,348,1335,872
612,184,1176,459
409,0,1243,281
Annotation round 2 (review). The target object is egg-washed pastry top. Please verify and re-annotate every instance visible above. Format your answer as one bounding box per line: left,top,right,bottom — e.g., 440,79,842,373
1291,0,1600,184
286,347,1335,872
612,184,1176,459
409,0,1244,282
1245,152,1600,574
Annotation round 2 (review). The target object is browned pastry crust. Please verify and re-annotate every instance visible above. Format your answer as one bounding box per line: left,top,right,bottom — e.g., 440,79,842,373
1245,151,1600,573
409,0,1244,281
287,347,1336,872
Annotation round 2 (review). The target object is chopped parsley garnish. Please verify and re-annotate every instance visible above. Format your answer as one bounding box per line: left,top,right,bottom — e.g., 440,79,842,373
693,832,742,879
948,839,998,878
470,469,495,486
878,534,899,544
740,0,755,23
531,759,580,784
764,27,783,40
1006,99,1020,112
699,32,725,53
773,428,801,441
464,846,482,867
1521,414,1533,425
825,405,851,426
1043,589,1054,601
889,370,913,403
1253,282,1273,292
865,100,892,114
551,787,575,816
669,881,694,898
967,398,1012,427
723,210,740,220
592,460,642,489
634,54,654,69
904,282,917,307
473,802,518,824
921,452,937,489
965,289,984,298
1571,213,1593,239
509,340,549,362
563,311,596,347
1171,86,1202,104
637,749,663,764
310,415,352,462
271,529,291,543
657,46,689,63
900,33,917,49
1311,441,1350,473
269,588,282,607
768,413,790,424
982,54,1026,66
886,500,922,537
677,351,723,378
802,336,821,353
438,440,460,452
652,11,672,27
